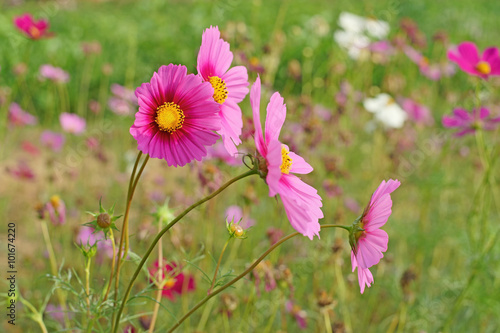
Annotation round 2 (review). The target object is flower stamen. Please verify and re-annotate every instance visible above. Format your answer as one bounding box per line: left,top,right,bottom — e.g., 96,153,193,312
476,61,491,75
155,102,185,133
208,76,228,104
280,146,293,174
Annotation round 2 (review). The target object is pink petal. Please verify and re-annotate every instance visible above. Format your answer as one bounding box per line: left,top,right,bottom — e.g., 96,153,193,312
265,92,286,144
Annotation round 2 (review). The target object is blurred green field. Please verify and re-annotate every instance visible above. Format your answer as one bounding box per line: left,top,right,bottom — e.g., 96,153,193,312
1,0,500,332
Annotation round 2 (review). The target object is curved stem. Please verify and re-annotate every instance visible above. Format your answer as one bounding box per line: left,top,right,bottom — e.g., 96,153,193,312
112,169,259,333
208,237,232,294
167,224,349,332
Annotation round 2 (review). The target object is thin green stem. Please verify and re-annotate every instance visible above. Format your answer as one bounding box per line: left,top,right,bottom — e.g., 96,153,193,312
112,169,259,333
102,228,116,303
167,224,349,332
208,237,232,294
85,256,92,317
148,217,164,333
19,295,48,333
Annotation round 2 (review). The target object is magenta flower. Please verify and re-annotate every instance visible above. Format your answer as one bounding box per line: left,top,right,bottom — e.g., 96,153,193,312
13,14,52,40
350,179,400,293
197,26,249,157
442,107,500,137
40,65,70,83
8,103,37,126
448,42,500,79
148,260,195,300
130,64,221,167
60,112,86,134
41,131,65,152
252,77,323,239
400,98,434,126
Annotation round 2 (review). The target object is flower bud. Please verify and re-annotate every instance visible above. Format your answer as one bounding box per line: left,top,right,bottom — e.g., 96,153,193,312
97,213,111,228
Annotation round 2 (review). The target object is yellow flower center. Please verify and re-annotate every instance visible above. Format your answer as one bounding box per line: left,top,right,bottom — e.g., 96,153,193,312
208,76,228,104
280,146,293,174
50,195,61,209
476,61,491,75
161,277,177,290
155,102,185,133
29,26,41,38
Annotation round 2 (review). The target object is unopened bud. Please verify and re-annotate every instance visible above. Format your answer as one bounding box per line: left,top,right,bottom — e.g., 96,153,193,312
97,213,111,228
231,224,244,237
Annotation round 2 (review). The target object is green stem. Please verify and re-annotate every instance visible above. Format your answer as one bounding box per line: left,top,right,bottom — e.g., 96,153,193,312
167,224,349,332
208,237,232,294
85,256,92,317
112,169,259,333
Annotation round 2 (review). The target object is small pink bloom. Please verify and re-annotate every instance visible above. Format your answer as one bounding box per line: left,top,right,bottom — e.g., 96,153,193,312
400,98,434,126
197,26,249,157
130,64,221,167
60,112,86,134
76,226,114,260
13,13,52,40
442,107,500,137
206,142,242,166
21,141,40,155
448,42,500,79
8,103,37,126
40,65,70,83
111,84,137,105
45,195,66,225
252,76,323,239
7,161,35,180
285,300,307,329
350,179,400,293
41,131,65,151
225,205,255,229
148,260,195,300
108,97,133,116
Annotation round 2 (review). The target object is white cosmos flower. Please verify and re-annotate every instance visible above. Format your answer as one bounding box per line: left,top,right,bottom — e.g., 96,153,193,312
363,93,407,129
334,12,390,60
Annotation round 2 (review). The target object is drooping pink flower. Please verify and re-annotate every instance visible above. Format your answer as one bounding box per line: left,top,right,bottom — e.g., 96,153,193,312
148,260,195,300
40,65,70,83
285,300,307,329
13,14,52,40
197,26,249,157
399,98,434,126
8,103,37,126
60,112,86,134
45,195,66,225
41,131,65,152
251,76,323,239
130,64,221,167
448,42,500,79
442,107,500,137
350,179,400,293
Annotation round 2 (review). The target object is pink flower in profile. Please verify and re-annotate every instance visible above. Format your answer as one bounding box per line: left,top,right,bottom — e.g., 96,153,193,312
400,98,434,126
448,42,500,79
148,260,195,300
130,64,221,167
442,107,500,137
45,195,66,225
60,112,86,134
40,65,70,83
350,179,400,293
197,26,249,157
41,131,65,152
252,77,323,239
8,103,37,126
13,14,52,40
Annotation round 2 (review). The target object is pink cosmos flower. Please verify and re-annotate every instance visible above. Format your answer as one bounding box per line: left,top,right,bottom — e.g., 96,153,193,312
251,77,323,239
130,64,221,167
399,98,434,126
442,107,500,137
111,84,137,105
60,112,86,134
13,14,52,40
40,65,70,83
76,226,114,261
8,103,37,126
448,42,500,79
225,205,255,229
350,179,400,293
197,26,249,157
41,131,65,152
108,97,133,116
148,260,195,300
45,195,66,225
